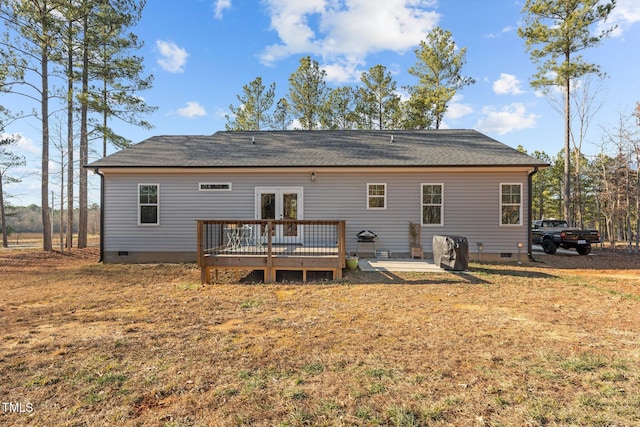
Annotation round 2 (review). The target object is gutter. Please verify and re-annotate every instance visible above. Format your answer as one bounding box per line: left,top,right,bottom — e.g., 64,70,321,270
93,167,105,263
528,166,539,262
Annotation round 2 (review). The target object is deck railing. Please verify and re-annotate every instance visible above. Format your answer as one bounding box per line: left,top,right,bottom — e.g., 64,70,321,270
196,220,346,282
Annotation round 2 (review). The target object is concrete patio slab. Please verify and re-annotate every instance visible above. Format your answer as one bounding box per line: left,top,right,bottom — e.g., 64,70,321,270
358,258,447,273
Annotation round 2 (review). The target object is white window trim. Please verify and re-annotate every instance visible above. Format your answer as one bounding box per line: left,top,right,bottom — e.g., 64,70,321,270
199,182,232,192
421,183,444,226
367,183,387,210
499,182,522,226
138,183,160,226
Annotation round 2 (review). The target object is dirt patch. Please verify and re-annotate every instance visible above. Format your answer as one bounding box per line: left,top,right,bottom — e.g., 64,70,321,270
0,248,638,426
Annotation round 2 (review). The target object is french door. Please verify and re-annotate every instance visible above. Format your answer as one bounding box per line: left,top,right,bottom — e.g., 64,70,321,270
255,187,303,243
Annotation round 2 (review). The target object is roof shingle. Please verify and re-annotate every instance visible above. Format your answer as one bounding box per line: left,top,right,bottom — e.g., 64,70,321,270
88,130,546,168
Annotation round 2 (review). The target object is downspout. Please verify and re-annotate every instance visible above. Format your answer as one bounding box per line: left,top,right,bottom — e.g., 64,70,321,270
94,167,104,262
528,166,538,262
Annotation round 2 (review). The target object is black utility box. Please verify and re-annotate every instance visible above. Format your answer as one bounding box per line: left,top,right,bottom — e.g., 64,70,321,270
432,235,469,271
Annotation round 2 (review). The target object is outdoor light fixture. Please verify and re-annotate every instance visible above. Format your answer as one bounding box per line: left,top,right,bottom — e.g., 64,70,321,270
310,172,316,182
517,242,523,264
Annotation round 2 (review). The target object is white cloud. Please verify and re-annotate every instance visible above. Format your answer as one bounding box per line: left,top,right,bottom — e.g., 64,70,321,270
4,132,39,156
322,58,365,83
214,0,231,20
606,0,640,37
493,73,524,95
445,94,473,120
177,102,207,118
259,0,440,82
212,107,227,120
475,103,539,135
486,24,517,38
156,40,189,73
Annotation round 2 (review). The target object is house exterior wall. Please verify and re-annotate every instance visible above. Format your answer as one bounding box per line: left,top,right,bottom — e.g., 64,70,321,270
101,168,531,263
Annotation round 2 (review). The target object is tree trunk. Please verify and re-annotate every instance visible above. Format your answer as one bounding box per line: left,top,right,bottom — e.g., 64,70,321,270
563,74,571,225
636,163,639,253
78,14,89,249
103,77,108,157
574,152,583,228
41,41,52,252
0,174,7,248
66,20,74,249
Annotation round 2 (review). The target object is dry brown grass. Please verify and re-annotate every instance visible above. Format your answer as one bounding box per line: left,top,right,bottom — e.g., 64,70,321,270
1,248,639,426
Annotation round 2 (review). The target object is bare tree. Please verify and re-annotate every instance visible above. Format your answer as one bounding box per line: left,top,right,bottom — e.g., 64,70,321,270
571,76,605,227
598,113,636,247
634,103,640,252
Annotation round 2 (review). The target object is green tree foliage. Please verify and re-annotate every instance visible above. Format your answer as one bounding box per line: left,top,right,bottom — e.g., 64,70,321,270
518,0,616,224
357,64,401,130
320,86,357,130
288,56,327,130
87,0,156,157
519,147,557,220
0,134,25,247
408,27,475,130
272,97,291,130
401,92,434,130
226,76,275,130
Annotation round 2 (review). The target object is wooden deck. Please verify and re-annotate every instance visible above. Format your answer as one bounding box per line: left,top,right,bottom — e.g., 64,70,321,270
197,220,346,283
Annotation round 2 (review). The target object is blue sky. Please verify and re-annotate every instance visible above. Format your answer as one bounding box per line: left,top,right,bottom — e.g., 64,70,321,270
4,0,640,206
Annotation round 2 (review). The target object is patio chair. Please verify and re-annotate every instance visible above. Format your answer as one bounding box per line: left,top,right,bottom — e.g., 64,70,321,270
246,224,267,252
224,224,243,251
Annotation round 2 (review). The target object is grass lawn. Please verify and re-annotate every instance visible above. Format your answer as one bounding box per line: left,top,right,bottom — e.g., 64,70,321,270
1,248,639,426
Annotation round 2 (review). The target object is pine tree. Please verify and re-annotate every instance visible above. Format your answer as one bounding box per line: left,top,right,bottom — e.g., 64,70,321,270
225,76,275,130
272,98,291,130
408,27,474,130
88,0,155,158
76,0,154,248
288,56,327,130
358,65,400,130
518,0,616,224
320,86,356,130
0,0,66,251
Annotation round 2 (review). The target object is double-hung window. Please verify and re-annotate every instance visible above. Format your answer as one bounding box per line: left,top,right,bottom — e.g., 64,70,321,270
139,184,159,225
367,183,386,209
421,184,443,226
500,183,522,226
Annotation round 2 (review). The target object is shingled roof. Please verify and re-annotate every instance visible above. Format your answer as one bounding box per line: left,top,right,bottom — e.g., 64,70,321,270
88,129,545,169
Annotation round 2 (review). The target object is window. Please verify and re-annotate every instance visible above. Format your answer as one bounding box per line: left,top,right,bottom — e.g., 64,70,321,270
139,184,159,225
367,183,386,209
500,183,522,225
421,184,443,225
199,182,231,191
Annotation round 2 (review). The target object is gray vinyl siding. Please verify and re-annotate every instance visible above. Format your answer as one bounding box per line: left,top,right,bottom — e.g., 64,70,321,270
102,169,530,259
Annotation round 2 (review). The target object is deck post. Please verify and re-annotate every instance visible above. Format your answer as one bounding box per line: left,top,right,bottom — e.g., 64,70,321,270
338,220,346,267
197,220,204,268
266,221,274,282
197,220,207,284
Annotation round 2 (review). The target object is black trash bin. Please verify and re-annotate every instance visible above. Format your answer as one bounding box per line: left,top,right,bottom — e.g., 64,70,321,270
432,235,469,271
